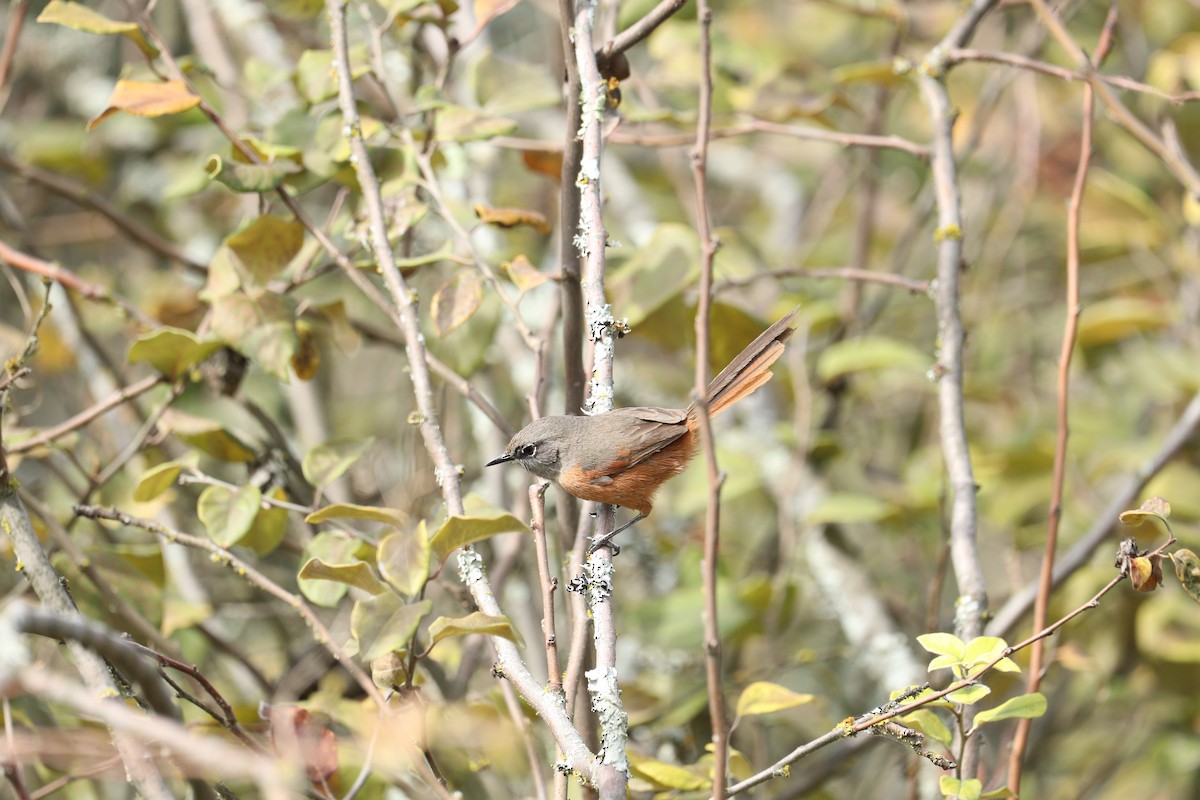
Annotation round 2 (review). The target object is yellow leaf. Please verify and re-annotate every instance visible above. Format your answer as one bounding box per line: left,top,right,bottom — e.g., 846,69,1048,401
88,80,201,131
734,681,814,718
473,203,551,234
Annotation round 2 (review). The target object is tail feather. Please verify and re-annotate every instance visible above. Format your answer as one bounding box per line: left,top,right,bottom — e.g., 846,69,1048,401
689,306,800,421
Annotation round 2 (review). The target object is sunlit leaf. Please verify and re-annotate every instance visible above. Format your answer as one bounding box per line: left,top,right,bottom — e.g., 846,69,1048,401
1118,496,1172,527
627,750,710,791
352,595,431,661
940,777,982,800
127,327,223,380
88,80,200,131
971,693,1047,728
734,682,814,718
916,633,965,659
197,485,262,548
132,453,199,502
806,492,894,524
428,611,524,648
946,684,991,705
37,1,157,57
1129,555,1164,592
298,557,386,595
429,509,530,562
900,709,953,747
306,503,408,528
502,254,553,294
473,204,551,234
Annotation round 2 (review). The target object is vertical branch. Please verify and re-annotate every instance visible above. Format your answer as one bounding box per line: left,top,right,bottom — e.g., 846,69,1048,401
1006,5,1110,794
915,0,999,778
572,0,630,796
558,0,586,416
688,0,729,796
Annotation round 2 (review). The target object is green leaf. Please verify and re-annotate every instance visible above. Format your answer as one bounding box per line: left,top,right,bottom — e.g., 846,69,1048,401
1077,297,1170,347
900,709,953,747
298,533,360,607
428,611,524,648
429,509,530,562
37,1,158,58
980,787,1015,799
433,105,517,142
831,60,908,86
927,654,962,673
734,681,814,718
946,684,991,705
225,216,306,285
298,557,386,595
302,437,376,489
163,411,257,462
378,522,431,597
963,636,1011,665
806,492,894,525
127,328,223,380
917,633,965,658
939,776,982,800
209,290,298,380
608,223,700,327
206,155,300,193
971,693,1047,728
295,47,371,104
132,453,198,502
242,488,289,556
816,336,928,383
197,485,262,548
351,596,432,662
627,750,710,791
306,503,408,528
1170,548,1200,605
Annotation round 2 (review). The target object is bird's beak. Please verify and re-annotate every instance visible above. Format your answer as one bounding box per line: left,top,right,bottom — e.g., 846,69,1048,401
485,453,515,467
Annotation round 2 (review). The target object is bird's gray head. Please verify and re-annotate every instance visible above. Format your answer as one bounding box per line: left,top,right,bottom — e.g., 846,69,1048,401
485,416,565,481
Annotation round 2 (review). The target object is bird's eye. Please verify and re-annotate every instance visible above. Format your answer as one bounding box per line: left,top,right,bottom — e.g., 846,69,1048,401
518,444,537,458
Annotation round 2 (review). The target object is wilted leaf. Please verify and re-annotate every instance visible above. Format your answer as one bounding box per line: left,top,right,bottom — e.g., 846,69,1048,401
816,336,928,383
1129,555,1164,592
163,411,257,462
127,327,223,380
428,611,524,648
1170,548,1200,605
352,595,431,661
502,255,553,294
971,693,1047,728
37,1,157,58
265,706,339,786
197,485,262,548
88,80,201,131
302,438,375,490
430,271,484,336
132,453,199,502
474,203,551,234
298,557,386,595
734,682,814,718
521,149,563,179
306,503,407,528
378,522,431,597
429,509,530,561
291,321,320,380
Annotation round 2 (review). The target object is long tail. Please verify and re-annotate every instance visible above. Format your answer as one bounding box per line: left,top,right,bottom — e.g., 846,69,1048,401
689,305,801,421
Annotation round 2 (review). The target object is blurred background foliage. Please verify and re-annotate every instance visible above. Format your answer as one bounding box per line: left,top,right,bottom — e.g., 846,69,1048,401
2,0,1200,797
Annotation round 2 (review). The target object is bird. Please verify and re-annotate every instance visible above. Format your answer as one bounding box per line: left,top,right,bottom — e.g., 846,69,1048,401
486,306,800,552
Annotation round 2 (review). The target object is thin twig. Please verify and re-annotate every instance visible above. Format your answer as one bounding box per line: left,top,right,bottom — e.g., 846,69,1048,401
689,0,729,794
9,375,163,454
1007,8,1107,792
530,482,561,694
0,1,29,108
612,118,929,158
602,0,687,59
714,266,931,295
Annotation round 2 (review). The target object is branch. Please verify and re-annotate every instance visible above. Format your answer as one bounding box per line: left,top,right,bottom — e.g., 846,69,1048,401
9,375,163,455
72,504,386,709
714,266,931,295
612,119,930,158
602,0,688,59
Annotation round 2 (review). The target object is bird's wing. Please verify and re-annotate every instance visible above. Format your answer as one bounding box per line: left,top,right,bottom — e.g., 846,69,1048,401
582,407,690,484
